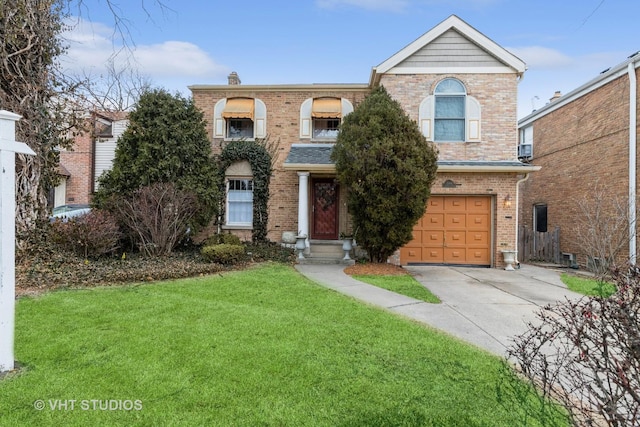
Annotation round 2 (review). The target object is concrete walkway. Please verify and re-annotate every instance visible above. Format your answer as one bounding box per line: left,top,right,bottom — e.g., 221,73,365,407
295,263,585,358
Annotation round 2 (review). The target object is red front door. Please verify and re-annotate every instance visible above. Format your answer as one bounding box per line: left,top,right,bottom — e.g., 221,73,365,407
311,179,339,239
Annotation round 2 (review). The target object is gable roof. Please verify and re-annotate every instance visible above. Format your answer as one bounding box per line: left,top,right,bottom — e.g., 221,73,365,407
370,15,525,85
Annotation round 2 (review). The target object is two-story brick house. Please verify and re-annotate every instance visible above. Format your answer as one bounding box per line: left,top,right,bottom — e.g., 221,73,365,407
518,52,640,269
191,15,537,268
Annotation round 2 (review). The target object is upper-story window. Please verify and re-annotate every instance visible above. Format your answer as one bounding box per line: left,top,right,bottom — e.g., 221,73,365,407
434,79,466,141
213,98,267,140
300,97,354,140
419,78,481,143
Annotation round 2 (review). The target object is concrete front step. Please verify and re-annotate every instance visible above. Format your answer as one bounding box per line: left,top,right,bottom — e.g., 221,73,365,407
297,257,355,266
297,240,355,265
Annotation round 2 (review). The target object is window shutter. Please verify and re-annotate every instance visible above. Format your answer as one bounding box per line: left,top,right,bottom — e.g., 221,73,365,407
300,98,313,138
255,99,267,138
466,96,481,142
419,96,434,141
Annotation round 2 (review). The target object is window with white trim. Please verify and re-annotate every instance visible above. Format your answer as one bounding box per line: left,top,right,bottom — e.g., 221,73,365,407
226,179,253,226
419,79,481,142
213,98,267,140
299,97,354,139
435,78,466,141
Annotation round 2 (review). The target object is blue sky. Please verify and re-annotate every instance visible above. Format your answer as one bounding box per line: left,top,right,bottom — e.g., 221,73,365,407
61,0,638,119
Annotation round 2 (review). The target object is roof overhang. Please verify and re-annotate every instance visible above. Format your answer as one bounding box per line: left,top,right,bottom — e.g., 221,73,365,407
436,161,541,173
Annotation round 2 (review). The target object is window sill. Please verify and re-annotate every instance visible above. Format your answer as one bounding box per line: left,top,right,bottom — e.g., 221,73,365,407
222,225,253,230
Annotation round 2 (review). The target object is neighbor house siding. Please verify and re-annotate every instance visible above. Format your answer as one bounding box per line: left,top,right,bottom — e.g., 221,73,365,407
519,70,635,267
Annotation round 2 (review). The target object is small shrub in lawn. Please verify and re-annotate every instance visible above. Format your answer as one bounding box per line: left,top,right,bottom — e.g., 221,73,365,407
49,210,122,259
201,243,245,265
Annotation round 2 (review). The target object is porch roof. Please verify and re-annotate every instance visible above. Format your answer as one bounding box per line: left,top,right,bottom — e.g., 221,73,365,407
283,144,336,172
283,144,541,173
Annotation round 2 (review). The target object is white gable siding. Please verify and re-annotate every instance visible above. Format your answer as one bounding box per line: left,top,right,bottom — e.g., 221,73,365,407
94,119,128,189
397,30,504,69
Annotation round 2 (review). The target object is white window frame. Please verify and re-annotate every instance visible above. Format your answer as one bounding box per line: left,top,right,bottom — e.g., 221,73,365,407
419,79,481,143
226,178,254,227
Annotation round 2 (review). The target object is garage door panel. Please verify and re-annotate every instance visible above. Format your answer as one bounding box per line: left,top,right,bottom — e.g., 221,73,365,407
467,248,490,262
444,213,466,228
426,197,445,212
446,232,466,246
468,214,489,230
444,197,466,211
400,247,444,263
444,248,465,263
466,231,489,247
401,195,492,266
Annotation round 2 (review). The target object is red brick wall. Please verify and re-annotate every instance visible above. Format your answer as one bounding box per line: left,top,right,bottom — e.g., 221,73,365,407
59,123,93,205
519,73,636,267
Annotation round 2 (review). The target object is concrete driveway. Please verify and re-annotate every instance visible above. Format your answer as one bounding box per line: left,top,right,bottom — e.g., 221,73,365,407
296,263,585,358
402,264,585,356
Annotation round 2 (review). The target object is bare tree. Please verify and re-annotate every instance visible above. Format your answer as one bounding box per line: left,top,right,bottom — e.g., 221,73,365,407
1,1,82,247
571,181,633,278
508,265,640,427
1,0,167,250
72,58,153,112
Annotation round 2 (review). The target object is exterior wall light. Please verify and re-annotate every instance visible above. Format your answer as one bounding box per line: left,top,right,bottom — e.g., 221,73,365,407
503,194,512,208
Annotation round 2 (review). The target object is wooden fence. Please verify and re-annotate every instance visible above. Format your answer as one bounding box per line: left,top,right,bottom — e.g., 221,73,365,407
518,226,561,264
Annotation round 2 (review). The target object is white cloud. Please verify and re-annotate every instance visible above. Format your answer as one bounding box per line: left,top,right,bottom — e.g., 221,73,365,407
60,17,229,90
506,46,574,69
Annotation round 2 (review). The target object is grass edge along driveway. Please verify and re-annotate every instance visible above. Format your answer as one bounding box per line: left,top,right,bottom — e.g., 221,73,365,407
1,263,568,426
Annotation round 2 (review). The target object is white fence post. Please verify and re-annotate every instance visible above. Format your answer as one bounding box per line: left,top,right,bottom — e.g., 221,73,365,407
0,110,35,373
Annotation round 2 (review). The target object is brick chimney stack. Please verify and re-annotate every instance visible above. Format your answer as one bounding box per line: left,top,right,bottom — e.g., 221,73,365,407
550,90,562,102
228,72,241,85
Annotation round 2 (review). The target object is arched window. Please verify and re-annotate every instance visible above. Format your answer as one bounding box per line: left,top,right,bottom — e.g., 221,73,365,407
434,78,466,142
299,98,354,139
225,160,253,227
213,98,267,140
419,79,481,142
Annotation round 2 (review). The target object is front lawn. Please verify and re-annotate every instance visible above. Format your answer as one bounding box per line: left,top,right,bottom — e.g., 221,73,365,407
1,263,567,426
561,273,617,297
353,274,441,303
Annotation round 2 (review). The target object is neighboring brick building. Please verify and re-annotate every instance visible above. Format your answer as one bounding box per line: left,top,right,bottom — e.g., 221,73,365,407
517,53,640,269
53,111,128,207
192,15,538,267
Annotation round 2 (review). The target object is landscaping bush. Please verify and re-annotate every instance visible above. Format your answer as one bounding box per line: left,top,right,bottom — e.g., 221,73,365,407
508,264,640,426
204,233,243,246
111,182,199,256
244,241,295,264
49,210,122,259
201,243,246,265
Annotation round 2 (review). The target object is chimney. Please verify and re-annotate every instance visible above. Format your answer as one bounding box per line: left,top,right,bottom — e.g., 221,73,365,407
228,72,241,85
550,91,562,102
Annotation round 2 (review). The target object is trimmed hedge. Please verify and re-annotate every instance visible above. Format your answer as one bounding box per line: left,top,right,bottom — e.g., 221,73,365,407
201,243,246,265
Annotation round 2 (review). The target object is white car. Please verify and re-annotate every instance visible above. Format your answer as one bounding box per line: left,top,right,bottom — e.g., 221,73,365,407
50,204,91,222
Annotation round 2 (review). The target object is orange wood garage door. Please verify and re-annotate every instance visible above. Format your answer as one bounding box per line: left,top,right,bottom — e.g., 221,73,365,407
400,196,492,266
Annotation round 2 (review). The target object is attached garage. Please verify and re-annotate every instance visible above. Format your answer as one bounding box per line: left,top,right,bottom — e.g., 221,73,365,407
400,195,492,266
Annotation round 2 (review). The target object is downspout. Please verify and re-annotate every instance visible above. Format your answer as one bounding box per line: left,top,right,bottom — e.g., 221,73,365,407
629,61,637,265
515,173,531,266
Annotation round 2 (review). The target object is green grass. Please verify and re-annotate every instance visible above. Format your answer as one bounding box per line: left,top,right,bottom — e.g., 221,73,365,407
561,273,617,297
353,274,441,303
1,263,567,426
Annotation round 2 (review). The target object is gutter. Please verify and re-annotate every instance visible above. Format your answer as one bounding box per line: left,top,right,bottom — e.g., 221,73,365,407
514,173,531,266
629,61,638,265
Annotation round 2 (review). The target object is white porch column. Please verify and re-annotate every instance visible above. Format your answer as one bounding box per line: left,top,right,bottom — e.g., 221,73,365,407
0,110,34,373
297,172,310,249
